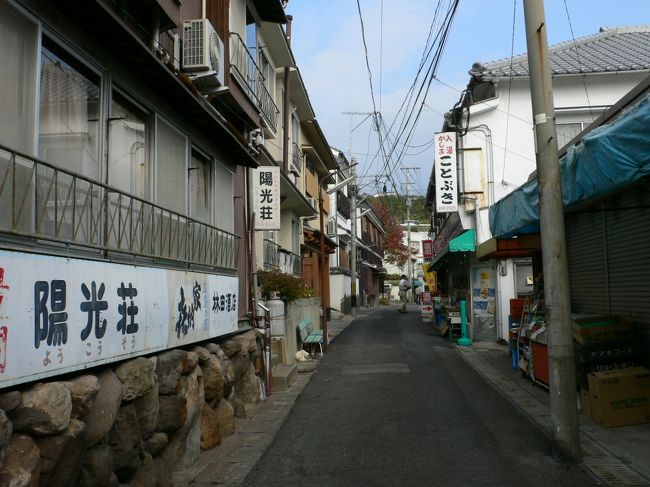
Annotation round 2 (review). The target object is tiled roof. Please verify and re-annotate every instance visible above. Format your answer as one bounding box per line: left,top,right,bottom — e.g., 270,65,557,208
482,26,650,77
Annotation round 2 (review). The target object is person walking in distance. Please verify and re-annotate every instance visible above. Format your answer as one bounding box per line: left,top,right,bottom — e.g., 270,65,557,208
398,274,410,313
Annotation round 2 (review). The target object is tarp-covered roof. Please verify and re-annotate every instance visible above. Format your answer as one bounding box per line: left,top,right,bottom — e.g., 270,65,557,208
490,93,650,238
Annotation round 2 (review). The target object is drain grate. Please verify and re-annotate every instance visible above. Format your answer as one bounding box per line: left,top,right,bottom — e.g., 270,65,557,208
588,464,650,486
581,438,613,460
581,438,650,486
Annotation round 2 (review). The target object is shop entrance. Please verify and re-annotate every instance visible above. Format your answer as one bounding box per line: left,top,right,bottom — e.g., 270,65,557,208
471,266,497,341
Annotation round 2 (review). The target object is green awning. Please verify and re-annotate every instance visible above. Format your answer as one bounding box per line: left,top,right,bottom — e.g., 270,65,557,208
429,229,476,267
449,229,476,252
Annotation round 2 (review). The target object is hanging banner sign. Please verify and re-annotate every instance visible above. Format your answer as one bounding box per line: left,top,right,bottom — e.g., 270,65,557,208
0,250,238,389
422,239,434,259
252,166,281,230
434,132,458,213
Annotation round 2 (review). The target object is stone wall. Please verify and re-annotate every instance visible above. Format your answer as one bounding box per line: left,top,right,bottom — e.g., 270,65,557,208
0,329,266,486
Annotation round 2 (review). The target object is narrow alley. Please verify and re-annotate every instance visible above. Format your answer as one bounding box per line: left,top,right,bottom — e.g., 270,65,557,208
241,306,596,486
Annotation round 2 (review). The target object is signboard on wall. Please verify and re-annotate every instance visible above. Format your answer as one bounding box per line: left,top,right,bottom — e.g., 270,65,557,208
252,166,281,230
0,250,238,388
422,239,434,259
434,132,458,213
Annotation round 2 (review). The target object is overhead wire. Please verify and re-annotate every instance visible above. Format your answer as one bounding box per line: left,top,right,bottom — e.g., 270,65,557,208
562,0,595,122
501,0,518,184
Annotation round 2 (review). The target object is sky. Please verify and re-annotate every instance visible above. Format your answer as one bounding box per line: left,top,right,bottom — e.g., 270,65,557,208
285,0,650,196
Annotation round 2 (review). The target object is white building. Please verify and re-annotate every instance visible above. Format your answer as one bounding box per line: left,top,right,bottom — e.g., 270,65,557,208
426,26,650,341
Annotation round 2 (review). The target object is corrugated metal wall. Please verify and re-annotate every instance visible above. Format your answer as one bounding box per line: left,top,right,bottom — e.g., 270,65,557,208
566,179,650,366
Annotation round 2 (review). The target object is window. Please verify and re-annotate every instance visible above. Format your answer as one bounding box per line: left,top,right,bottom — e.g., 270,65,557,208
155,117,187,214
556,122,585,149
189,150,211,223
39,40,101,179
291,112,300,148
259,50,275,98
0,3,39,154
108,92,148,198
214,161,234,233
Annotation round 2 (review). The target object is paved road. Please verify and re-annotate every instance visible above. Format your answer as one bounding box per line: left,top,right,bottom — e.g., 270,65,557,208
244,306,597,486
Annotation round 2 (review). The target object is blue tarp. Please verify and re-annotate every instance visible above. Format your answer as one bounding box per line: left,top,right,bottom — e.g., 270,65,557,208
490,94,650,238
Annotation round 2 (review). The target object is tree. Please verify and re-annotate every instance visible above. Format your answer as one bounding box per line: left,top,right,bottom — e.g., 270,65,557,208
371,199,409,267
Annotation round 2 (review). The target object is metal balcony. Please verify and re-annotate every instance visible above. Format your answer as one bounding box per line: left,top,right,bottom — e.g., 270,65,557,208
280,249,302,277
263,239,281,268
290,142,303,174
229,33,279,132
0,145,239,270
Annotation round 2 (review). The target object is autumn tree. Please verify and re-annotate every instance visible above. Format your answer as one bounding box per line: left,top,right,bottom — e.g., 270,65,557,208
371,199,409,267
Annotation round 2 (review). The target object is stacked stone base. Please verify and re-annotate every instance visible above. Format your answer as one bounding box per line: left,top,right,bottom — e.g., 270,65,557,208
0,330,265,486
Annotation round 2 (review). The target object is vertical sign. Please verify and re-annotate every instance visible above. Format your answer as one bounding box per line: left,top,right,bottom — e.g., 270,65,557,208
422,239,434,259
434,132,458,213
252,166,280,230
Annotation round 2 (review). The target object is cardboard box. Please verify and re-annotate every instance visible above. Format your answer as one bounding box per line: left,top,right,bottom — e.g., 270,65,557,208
572,316,633,344
588,367,650,427
581,388,592,419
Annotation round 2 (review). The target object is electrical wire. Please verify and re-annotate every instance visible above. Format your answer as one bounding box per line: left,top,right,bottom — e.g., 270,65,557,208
500,0,518,184
562,0,595,122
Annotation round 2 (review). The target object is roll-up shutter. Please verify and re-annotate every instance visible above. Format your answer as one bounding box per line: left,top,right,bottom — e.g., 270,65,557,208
605,183,650,363
566,180,650,366
566,207,608,315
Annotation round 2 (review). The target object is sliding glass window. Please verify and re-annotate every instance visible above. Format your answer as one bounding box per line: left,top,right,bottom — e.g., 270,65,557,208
39,39,101,179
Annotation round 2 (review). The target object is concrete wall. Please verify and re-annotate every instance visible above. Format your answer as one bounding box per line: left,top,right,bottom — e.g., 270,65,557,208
270,297,321,364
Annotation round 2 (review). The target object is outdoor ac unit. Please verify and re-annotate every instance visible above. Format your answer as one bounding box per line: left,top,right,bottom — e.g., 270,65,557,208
327,220,337,236
182,19,225,88
307,197,318,211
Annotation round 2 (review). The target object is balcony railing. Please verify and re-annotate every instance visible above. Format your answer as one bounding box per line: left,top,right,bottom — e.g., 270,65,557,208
263,239,280,268
279,249,302,277
291,142,303,174
0,145,239,270
229,33,279,132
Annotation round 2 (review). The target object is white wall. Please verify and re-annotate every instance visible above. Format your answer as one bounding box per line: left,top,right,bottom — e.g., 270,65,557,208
330,273,355,314
455,71,648,335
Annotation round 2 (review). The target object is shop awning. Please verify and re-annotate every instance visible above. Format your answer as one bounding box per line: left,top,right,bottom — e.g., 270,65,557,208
490,92,650,238
477,234,541,260
430,229,476,267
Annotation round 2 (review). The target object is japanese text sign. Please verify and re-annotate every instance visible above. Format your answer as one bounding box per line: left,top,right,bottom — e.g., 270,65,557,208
434,132,458,213
252,166,280,230
422,239,434,259
0,250,239,389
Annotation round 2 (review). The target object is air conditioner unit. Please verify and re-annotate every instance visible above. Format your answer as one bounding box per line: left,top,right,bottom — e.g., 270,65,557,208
182,19,225,89
327,220,337,236
306,197,318,211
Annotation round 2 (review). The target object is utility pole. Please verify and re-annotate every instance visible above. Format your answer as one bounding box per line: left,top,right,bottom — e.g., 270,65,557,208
523,0,580,462
401,167,419,282
349,159,358,315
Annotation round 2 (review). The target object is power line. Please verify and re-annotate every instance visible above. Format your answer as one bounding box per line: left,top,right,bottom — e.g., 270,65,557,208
501,0,518,184
562,0,595,122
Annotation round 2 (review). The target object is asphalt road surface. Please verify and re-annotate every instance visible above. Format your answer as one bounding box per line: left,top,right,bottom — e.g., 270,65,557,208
244,306,597,486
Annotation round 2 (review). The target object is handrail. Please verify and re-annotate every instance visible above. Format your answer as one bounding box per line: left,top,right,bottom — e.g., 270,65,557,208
229,32,279,132
0,144,240,270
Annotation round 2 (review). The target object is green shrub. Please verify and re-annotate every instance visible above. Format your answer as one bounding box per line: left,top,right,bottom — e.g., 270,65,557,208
258,269,314,303
378,297,390,305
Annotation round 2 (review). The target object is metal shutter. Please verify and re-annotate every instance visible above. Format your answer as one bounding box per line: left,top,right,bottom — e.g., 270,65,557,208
604,183,650,365
567,180,650,366
566,207,609,315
